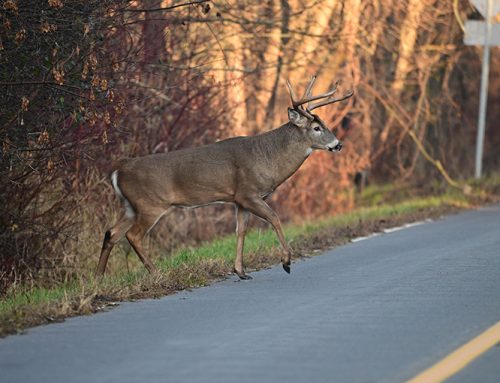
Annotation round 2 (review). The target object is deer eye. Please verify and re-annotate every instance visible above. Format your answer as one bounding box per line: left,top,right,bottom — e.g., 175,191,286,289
313,126,321,132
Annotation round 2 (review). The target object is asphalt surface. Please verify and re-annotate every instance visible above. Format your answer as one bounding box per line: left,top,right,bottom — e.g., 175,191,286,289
1,205,499,383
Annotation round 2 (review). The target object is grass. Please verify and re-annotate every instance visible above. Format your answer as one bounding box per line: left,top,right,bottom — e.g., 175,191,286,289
1,179,498,337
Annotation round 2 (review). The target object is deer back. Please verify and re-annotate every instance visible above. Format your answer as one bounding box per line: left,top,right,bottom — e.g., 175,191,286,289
113,124,310,210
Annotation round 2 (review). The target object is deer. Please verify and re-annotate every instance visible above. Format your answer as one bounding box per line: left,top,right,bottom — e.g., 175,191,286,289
96,75,353,279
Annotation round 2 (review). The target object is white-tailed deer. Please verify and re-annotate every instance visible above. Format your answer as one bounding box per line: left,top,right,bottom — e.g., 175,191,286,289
97,75,353,279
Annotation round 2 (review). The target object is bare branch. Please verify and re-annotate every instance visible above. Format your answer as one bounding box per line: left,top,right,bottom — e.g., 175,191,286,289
122,0,210,13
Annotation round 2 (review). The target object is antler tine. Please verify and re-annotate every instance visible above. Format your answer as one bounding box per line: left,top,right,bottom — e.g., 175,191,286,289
302,75,317,99
308,89,354,111
286,79,300,108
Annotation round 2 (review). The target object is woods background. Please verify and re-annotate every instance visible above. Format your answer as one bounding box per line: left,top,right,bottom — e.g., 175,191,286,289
1,0,499,292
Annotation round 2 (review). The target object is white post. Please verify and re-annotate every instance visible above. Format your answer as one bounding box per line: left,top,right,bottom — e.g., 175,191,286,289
475,0,493,179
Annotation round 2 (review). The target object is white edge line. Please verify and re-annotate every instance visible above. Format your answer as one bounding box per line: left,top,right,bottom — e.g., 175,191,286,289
350,219,433,242
351,232,381,243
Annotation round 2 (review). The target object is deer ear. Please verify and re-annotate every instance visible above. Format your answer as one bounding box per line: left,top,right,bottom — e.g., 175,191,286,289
288,108,308,128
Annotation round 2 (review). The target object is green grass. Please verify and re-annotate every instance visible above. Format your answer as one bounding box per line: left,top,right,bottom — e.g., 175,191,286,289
0,180,497,336
0,287,66,313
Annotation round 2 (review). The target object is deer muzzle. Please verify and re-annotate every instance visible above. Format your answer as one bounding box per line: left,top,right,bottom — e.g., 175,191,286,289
328,141,342,152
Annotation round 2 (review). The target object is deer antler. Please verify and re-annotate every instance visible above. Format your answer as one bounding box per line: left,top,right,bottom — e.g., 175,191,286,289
286,75,354,117
308,89,354,111
286,76,337,109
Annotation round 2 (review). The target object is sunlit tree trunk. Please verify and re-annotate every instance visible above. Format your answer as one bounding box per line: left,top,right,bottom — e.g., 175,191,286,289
246,0,284,131
224,30,247,135
288,0,338,92
263,0,290,129
392,0,425,93
376,0,425,154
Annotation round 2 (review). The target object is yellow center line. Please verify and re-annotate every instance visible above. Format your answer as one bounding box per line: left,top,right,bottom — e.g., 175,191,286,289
406,321,500,383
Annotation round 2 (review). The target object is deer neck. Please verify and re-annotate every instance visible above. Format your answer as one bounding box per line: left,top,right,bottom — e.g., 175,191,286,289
255,123,311,189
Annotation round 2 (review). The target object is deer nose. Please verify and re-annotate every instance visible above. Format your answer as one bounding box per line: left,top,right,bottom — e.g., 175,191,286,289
334,141,342,151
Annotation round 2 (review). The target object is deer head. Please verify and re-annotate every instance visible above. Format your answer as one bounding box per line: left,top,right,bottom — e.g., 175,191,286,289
286,75,353,152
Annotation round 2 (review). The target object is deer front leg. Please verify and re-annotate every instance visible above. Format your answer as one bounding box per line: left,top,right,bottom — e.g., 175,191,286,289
237,196,292,274
234,206,251,280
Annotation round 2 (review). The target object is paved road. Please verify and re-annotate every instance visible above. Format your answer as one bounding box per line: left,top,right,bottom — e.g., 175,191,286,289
1,205,500,383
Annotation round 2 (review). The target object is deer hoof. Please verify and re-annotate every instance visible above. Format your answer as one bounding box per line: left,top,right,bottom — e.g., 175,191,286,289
282,263,291,274
234,269,253,280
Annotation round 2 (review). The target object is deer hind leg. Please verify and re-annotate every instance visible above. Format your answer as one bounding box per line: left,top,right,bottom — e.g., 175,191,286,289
125,209,169,274
238,196,292,274
96,215,134,276
234,206,251,280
